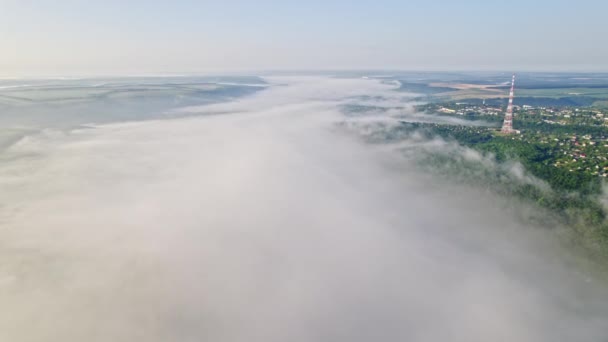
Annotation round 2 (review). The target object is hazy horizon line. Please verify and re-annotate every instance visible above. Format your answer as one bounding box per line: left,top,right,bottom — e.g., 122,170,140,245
3,68,608,80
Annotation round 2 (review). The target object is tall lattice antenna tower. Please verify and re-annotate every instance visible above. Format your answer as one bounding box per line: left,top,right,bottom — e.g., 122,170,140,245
501,74,516,134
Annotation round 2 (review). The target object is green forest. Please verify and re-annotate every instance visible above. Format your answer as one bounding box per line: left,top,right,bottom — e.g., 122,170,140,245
390,121,608,261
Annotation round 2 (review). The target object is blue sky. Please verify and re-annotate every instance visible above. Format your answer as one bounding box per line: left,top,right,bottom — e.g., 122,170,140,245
2,0,607,75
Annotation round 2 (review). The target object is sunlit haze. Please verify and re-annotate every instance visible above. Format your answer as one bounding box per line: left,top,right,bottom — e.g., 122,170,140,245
2,0,608,76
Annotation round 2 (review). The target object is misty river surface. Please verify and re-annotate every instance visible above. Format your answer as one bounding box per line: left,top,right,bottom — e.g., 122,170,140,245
0,77,607,341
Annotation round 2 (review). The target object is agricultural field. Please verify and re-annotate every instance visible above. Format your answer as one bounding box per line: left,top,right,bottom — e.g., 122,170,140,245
391,72,608,107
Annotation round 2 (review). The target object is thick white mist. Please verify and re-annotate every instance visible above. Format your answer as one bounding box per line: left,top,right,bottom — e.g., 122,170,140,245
0,77,607,341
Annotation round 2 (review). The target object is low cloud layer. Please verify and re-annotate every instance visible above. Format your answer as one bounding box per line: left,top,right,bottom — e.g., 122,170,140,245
0,77,607,341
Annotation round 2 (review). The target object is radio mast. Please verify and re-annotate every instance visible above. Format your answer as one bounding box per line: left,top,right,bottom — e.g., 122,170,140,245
501,74,516,134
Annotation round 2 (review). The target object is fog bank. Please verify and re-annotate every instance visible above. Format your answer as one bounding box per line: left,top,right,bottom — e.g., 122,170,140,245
0,77,607,341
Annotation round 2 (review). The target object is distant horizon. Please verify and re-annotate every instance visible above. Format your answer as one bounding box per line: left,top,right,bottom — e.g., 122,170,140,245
4,68,608,80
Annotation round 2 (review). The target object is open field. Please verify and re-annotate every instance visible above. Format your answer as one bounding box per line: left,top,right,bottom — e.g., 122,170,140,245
516,88,608,98
428,82,503,90
418,82,608,107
